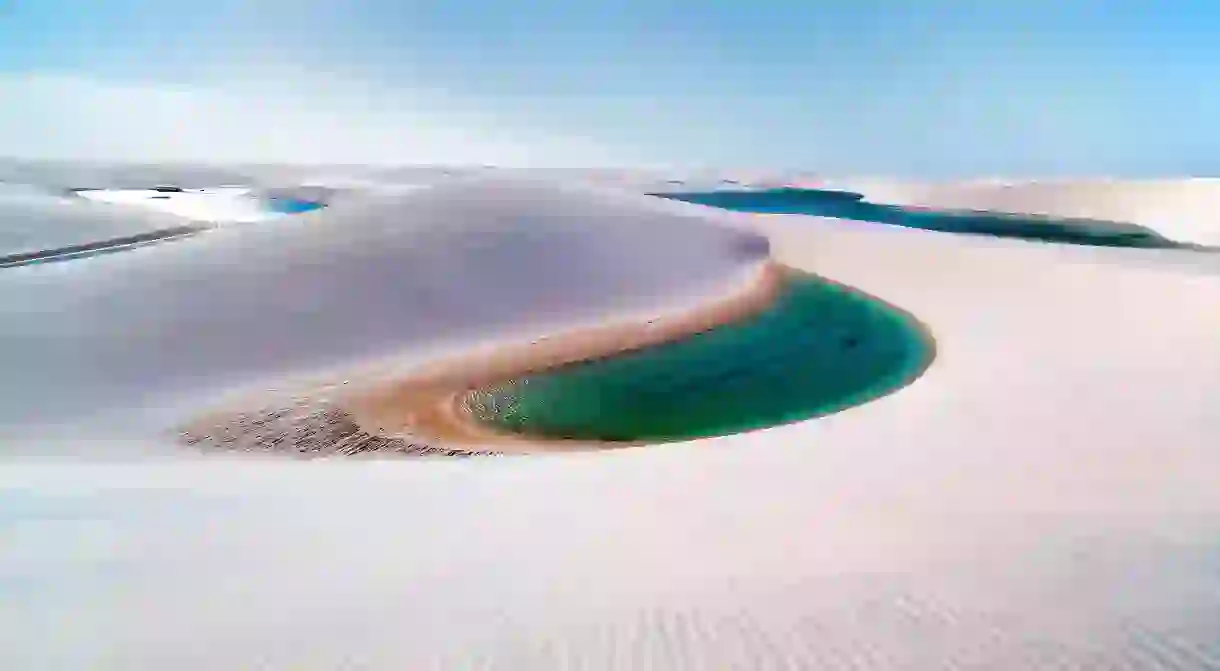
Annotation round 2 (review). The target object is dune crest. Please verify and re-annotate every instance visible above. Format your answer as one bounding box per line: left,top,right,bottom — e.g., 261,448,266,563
0,178,772,445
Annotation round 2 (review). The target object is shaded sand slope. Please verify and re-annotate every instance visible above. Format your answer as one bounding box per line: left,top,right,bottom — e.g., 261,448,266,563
0,179,770,440
833,177,1220,246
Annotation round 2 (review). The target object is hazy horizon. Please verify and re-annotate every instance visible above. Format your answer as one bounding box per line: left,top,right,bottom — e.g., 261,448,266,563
4,1,1220,176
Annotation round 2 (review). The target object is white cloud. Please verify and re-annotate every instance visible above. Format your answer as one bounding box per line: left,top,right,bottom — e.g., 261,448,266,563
0,73,627,166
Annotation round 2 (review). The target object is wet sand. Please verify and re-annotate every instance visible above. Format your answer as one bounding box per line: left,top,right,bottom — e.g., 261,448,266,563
340,261,787,454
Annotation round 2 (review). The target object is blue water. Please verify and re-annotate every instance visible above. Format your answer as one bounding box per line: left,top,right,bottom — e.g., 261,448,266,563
468,270,932,443
654,188,1186,249
265,198,327,214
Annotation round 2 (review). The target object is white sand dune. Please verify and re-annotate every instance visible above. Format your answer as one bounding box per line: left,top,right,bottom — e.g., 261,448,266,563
0,179,769,446
829,177,1220,246
3,178,1220,669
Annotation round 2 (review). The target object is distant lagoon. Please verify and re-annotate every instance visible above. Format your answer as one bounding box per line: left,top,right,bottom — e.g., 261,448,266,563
653,188,1189,249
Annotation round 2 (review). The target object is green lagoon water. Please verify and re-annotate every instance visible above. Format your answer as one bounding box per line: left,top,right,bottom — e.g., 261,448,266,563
467,272,932,443
654,188,1188,249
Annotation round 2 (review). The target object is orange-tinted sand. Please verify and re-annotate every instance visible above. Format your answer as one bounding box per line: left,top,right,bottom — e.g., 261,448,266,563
341,262,786,453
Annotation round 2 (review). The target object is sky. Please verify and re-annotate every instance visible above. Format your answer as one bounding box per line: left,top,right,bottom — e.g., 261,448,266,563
2,0,1219,175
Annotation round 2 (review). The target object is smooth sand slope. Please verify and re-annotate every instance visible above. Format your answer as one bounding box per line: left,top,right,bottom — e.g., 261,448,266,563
830,177,1220,246
4,178,1220,669
0,178,771,448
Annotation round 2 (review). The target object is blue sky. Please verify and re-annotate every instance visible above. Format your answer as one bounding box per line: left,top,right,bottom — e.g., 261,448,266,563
2,0,1219,175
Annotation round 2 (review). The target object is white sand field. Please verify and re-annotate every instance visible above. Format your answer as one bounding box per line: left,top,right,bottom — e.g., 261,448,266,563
0,185,192,259
3,177,1220,669
828,177,1220,246
74,186,306,224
